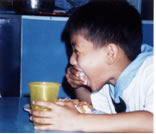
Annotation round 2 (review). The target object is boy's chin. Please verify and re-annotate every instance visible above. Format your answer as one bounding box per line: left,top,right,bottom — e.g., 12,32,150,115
91,85,103,92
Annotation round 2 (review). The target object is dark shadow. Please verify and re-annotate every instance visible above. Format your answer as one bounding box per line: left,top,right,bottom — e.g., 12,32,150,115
60,23,76,99
62,76,76,99
0,15,21,97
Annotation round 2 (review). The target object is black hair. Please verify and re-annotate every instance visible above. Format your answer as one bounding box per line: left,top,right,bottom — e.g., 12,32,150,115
63,0,142,61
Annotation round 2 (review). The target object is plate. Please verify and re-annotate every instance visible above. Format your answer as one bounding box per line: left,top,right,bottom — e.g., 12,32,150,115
23,103,105,114
24,104,31,113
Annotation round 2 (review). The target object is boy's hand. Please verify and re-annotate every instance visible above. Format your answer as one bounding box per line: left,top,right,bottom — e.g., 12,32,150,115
66,66,88,88
30,100,81,131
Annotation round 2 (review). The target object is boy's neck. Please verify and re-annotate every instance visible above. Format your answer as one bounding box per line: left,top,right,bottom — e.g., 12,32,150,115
109,50,131,86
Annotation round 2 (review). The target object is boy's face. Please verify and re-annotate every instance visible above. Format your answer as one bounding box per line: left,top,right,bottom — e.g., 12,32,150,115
70,33,111,91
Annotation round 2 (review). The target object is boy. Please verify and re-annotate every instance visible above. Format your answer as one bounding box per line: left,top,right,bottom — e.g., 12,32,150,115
30,1,153,132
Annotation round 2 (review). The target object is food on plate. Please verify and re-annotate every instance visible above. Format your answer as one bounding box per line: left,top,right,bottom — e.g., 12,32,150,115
24,99,95,114
58,98,93,114
75,101,93,113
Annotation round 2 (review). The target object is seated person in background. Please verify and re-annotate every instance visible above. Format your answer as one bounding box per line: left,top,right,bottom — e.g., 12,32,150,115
30,0,153,132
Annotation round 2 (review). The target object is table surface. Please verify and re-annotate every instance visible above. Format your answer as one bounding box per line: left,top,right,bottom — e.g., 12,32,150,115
0,97,77,133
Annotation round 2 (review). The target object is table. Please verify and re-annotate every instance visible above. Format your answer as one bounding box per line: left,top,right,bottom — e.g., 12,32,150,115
0,97,76,133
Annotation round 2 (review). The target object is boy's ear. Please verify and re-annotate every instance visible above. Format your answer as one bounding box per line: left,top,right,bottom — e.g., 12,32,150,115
105,43,119,65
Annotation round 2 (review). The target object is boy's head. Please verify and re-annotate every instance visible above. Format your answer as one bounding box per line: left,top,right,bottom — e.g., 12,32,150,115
65,0,142,61
63,1,143,90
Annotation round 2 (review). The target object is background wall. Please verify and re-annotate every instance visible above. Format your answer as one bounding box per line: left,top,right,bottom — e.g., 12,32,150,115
21,16,70,98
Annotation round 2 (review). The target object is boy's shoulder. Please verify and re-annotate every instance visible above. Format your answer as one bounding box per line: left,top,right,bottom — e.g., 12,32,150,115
126,55,153,95
138,55,153,75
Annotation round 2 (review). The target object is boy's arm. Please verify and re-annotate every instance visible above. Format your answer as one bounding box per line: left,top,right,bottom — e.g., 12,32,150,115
75,86,91,104
77,111,153,132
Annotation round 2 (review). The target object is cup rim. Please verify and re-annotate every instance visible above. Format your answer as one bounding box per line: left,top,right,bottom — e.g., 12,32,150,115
29,82,60,87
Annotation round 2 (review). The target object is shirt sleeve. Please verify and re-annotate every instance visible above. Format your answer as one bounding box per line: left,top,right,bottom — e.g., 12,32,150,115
143,60,153,113
138,56,153,113
144,86,153,113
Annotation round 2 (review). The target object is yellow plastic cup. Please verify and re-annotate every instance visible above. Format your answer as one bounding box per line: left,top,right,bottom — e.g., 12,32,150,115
29,82,60,125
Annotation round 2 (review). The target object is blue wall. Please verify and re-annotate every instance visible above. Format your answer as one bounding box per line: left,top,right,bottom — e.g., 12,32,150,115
21,16,69,98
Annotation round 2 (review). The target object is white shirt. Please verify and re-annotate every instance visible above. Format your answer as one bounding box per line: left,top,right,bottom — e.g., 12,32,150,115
91,56,153,114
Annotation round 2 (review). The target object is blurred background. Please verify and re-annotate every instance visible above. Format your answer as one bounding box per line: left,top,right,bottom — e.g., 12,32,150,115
0,0,154,19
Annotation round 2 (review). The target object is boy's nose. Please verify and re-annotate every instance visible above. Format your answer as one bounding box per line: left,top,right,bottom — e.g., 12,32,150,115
70,53,77,66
